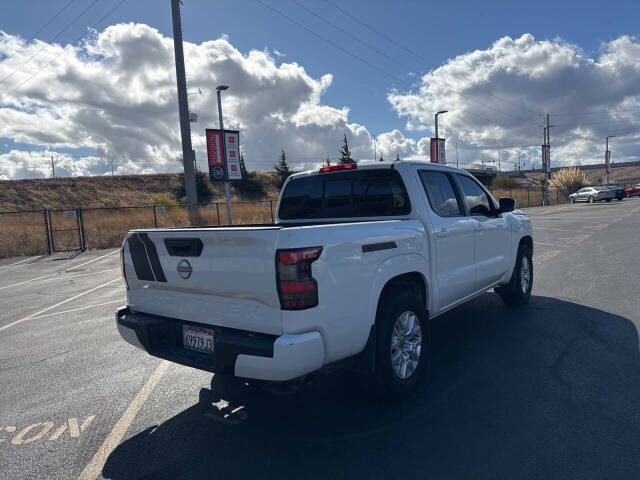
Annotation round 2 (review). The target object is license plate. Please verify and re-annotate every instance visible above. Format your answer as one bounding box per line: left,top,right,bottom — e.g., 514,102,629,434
182,325,214,354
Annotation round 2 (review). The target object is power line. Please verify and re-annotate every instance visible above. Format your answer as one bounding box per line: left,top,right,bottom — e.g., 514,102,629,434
254,0,411,88
320,0,543,118
1,0,77,65
0,0,129,104
264,0,539,129
0,0,101,88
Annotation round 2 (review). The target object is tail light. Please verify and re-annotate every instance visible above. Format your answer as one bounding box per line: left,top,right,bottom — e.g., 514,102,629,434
276,247,322,310
120,246,129,290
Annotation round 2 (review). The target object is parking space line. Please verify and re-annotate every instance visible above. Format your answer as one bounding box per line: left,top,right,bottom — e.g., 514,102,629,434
0,278,121,333
27,299,127,321
0,269,119,291
534,241,568,248
0,272,60,290
0,257,36,270
78,360,171,480
66,250,119,273
534,226,586,233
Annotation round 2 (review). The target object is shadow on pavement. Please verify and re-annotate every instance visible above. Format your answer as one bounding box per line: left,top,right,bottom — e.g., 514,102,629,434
103,294,640,479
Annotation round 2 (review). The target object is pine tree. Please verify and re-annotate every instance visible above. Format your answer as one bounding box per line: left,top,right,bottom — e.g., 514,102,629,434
234,154,263,193
274,149,293,188
323,157,331,167
378,154,384,162
395,154,400,162
339,134,355,164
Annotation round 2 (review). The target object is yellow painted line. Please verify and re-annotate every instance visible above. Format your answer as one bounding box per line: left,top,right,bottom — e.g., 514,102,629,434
0,278,121,333
27,299,127,321
78,360,171,480
66,250,119,272
0,257,35,270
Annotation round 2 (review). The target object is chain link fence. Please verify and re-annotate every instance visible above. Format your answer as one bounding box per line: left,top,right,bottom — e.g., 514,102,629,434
0,200,276,259
0,183,635,259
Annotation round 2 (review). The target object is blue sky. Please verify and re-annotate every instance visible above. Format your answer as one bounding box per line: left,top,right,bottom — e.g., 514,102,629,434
3,0,638,142
1,0,639,177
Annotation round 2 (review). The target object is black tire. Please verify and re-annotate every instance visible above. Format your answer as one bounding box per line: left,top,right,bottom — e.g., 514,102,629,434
605,198,612,203
588,196,594,203
617,198,623,201
374,290,429,398
496,244,533,307
569,197,575,204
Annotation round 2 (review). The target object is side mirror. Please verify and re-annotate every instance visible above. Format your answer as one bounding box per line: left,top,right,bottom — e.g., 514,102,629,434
499,197,516,213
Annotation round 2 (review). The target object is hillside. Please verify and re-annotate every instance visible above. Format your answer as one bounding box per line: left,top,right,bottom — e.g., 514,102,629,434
0,172,280,211
503,163,640,188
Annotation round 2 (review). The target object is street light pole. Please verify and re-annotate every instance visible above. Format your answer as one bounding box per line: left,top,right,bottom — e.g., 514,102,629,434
434,110,447,140
216,85,232,225
605,135,615,185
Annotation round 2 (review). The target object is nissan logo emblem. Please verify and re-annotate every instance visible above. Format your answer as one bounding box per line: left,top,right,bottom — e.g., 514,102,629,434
177,259,192,279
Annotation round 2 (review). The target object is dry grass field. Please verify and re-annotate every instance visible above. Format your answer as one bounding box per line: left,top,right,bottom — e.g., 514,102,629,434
0,200,277,258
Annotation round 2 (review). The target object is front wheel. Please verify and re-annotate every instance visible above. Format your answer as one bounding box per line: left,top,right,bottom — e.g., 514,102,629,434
375,291,429,398
605,198,612,203
496,245,533,306
569,197,575,204
588,196,595,203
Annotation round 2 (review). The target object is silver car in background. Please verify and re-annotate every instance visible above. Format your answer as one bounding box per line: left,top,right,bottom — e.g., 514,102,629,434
569,187,614,203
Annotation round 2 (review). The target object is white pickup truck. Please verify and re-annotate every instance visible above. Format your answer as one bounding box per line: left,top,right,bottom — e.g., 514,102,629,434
116,161,533,396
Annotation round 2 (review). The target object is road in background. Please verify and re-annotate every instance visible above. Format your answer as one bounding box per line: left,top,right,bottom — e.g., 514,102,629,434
0,199,639,479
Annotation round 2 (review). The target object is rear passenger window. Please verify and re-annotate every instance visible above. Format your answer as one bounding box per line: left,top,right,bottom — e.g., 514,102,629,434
278,169,411,220
278,176,322,219
419,171,463,217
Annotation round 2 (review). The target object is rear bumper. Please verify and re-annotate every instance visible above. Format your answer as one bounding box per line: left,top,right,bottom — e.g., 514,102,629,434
115,307,325,381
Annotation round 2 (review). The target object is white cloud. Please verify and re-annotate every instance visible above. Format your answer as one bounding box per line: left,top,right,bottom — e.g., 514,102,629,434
0,23,381,178
389,34,640,167
376,129,416,160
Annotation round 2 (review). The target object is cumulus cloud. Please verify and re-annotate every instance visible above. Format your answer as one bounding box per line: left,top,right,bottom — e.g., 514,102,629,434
0,23,381,178
389,34,640,167
376,129,415,160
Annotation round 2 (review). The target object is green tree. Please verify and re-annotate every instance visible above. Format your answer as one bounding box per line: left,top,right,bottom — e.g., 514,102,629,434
378,154,384,162
339,134,355,164
176,171,212,203
274,149,293,188
234,154,264,194
492,176,518,189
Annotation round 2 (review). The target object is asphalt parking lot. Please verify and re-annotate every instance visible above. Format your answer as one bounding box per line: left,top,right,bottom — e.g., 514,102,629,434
1,198,639,479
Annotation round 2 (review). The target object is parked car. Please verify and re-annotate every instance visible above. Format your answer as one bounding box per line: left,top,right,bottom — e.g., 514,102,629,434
569,187,614,203
605,185,628,201
116,161,533,397
625,184,640,197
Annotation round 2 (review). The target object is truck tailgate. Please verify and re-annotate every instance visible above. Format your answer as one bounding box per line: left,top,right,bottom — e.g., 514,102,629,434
123,227,282,335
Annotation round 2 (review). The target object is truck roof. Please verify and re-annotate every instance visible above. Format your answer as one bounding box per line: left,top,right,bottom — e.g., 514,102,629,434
287,159,470,181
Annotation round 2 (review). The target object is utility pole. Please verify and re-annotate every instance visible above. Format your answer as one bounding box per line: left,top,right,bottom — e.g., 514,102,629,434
50,155,56,179
111,157,114,176
498,151,501,175
517,151,520,172
170,0,198,213
455,141,459,168
605,135,615,185
543,113,555,205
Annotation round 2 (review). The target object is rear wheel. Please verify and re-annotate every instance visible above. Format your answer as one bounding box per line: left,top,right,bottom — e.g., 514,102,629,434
605,198,612,202
496,245,532,306
588,196,594,203
375,291,429,398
